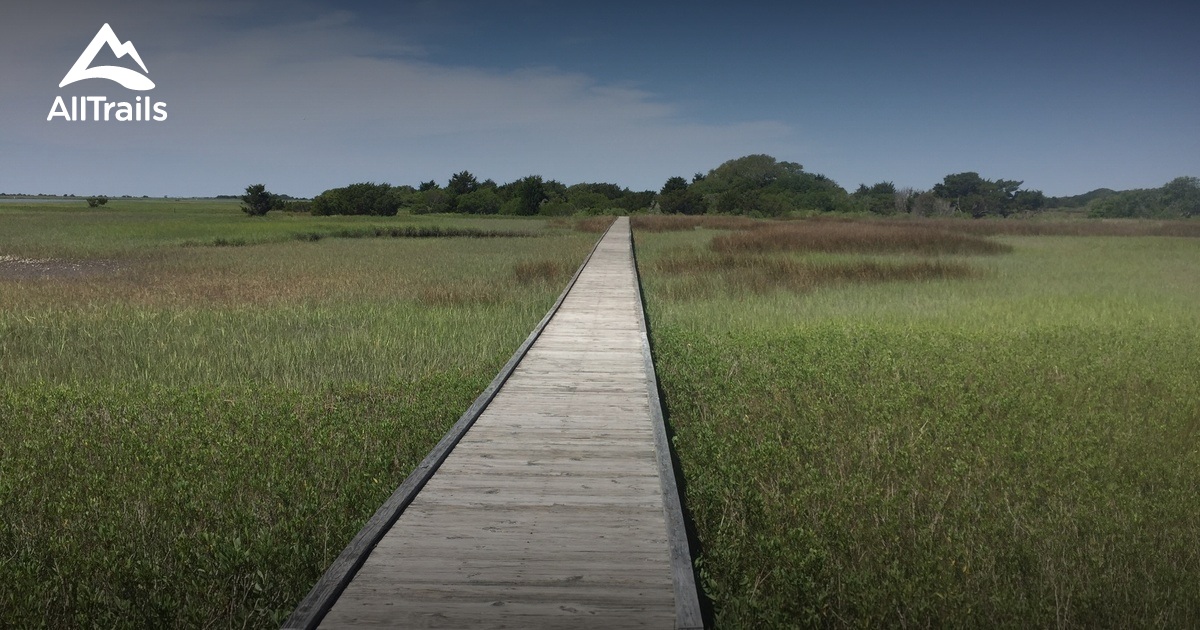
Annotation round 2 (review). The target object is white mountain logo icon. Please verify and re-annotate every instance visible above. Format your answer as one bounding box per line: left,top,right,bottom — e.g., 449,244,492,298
59,23,154,91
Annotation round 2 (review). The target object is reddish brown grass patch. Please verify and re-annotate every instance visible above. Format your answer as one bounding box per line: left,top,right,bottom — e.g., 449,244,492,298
574,216,615,233
711,222,1010,255
652,249,974,297
630,215,764,232
881,218,1200,238
416,282,502,306
513,259,572,285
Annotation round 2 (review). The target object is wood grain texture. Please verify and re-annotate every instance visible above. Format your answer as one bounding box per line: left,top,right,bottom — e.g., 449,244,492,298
302,218,701,629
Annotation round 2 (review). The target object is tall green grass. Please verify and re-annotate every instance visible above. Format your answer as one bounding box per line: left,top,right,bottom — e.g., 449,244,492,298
0,201,595,627
0,198,567,258
636,220,1200,627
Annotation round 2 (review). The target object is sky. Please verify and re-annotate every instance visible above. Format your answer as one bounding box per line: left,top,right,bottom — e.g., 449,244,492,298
2,0,1198,198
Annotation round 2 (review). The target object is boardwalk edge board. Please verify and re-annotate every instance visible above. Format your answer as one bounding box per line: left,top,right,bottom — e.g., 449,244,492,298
282,219,618,630
628,226,706,630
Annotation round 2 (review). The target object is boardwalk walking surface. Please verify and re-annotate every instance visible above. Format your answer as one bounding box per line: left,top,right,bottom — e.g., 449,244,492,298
291,217,700,629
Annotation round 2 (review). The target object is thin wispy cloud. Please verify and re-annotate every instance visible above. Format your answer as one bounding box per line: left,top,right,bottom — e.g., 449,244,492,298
2,0,1196,197
1,3,795,196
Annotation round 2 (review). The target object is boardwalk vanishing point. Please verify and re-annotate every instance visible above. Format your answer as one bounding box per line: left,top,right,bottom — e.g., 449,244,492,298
285,217,702,629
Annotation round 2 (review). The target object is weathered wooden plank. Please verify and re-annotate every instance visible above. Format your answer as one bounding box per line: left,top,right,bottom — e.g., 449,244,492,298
281,220,617,630
290,217,703,629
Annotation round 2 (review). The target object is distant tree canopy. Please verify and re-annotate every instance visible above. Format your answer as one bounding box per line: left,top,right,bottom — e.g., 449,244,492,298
1088,176,1200,218
291,155,1195,220
658,176,704,215
927,172,1045,217
305,172,656,217
311,182,401,216
668,154,852,215
851,182,899,215
447,170,479,196
1046,188,1116,208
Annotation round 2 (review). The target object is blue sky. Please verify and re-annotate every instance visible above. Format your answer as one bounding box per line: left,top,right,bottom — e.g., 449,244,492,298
2,0,1197,197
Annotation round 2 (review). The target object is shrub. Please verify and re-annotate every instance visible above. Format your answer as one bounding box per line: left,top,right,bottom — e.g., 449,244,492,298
240,184,274,216
85,196,108,208
454,188,501,215
311,183,400,216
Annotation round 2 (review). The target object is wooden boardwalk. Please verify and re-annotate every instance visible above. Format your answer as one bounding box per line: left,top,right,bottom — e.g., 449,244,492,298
285,217,701,629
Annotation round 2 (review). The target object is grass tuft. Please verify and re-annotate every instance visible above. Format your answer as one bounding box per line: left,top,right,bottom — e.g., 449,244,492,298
513,259,573,285
414,282,503,307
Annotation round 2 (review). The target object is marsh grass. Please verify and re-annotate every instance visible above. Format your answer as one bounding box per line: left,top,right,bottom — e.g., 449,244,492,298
513,259,574,285
651,247,973,298
630,215,762,232
712,221,1011,255
573,216,616,233
0,202,596,626
635,225,1200,627
0,199,562,259
882,216,1200,238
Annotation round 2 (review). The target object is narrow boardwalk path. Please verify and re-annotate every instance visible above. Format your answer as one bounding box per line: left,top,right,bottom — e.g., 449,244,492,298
292,218,700,629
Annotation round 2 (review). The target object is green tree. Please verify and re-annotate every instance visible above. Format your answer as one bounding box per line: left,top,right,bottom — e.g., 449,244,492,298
571,182,624,200
852,182,898,214
311,182,400,216
690,154,850,214
932,172,1037,217
447,171,479,196
240,184,274,216
1162,176,1200,217
85,196,108,208
455,188,501,214
1013,189,1047,212
616,190,656,212
695,154,804,192
565,185,610,213
660,176,689,196
1088,177,1200,218
659,176,704,214
511,175,547,215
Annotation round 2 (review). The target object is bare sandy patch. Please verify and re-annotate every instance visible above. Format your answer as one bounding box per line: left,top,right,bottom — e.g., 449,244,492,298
0,255,120,280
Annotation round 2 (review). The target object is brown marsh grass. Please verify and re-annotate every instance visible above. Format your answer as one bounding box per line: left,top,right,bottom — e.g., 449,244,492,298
712,221,1011,255
513,259,573,285
651,247,974,298
883,217,1200,238
415,281,505,306
630,215,763,232
573,216,616,233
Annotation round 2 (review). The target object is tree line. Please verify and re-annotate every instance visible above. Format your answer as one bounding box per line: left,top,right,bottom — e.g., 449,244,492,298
241,155,1199,219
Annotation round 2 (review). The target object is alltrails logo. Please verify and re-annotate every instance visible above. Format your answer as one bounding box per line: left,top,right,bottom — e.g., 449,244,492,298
47,23,167,122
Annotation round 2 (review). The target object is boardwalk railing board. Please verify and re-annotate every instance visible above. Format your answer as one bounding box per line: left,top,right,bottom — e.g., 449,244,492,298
282,218,617,630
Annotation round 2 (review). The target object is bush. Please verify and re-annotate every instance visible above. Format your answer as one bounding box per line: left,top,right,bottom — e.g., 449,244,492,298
455,188,501,215
85,196,108,208
311,183,400,216
240,184,274,216
410,189,451,215
659,189,706,215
